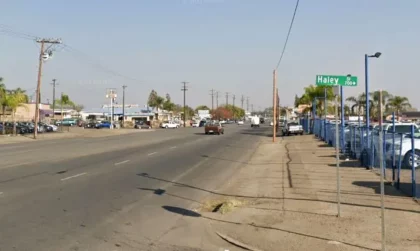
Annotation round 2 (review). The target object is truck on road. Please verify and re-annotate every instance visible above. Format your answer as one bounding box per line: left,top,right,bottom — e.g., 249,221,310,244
282,122,303,136
251,116,260,127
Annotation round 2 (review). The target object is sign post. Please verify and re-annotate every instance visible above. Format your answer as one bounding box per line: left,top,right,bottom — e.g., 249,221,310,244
316,75,358,218
316,75,358,86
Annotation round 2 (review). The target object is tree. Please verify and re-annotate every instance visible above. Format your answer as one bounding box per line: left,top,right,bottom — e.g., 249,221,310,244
388,96,411,119
147,90,159,107
294,94,300,108
154,96,165,113
73,104,84,118
163,93,176,111
211,107,232,120
195,105,210,112
5,91,27,135
296,85,335,116
224,104,245,119
0,79,7,135
346,93,367,116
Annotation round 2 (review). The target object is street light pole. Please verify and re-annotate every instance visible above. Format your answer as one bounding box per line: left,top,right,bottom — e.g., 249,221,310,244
365,52,382,168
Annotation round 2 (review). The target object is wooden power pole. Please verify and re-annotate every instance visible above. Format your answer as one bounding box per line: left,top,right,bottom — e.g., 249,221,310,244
34,38,62,139
181,82,188,127
273,69,277,142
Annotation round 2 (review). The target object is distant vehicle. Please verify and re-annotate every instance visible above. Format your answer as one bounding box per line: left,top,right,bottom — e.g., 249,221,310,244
134,121,151,129
199,120,207,127
251,116,260,127
192,121,200,127
95,121,112,129
270,121,274,126
283,122,303,136
205,121,224,135
84,122,97,129
57,118,77,126
237,120,244,125
160,121,179,129
259,117,265,124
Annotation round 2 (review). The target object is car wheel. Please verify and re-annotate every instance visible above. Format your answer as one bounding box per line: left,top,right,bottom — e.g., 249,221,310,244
403,149,420,169
165,126,168,129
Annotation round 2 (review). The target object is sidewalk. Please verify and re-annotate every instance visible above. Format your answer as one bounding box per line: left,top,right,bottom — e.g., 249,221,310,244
198,135,420,251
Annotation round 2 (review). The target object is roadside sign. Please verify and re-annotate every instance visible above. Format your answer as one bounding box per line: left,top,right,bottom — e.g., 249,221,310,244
316,75,358,86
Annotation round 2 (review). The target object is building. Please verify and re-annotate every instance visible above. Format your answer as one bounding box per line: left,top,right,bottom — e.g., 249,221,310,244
81,104,174,123
7,103,53,122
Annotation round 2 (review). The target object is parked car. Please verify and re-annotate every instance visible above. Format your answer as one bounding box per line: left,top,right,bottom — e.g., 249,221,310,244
192,121,200,127
205,121,224,135
134,121,151,129
84,122,97,129
95,121,112,129
237,120,244,125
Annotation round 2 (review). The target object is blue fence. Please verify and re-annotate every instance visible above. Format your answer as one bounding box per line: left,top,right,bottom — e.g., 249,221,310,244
302,118,419,199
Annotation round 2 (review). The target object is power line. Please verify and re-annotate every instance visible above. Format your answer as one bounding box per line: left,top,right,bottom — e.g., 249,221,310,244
275,0,300,70
209,89,216,111
61,43,144,83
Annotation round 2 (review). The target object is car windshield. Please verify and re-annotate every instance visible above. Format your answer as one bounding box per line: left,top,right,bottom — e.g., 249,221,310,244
288,122,298,126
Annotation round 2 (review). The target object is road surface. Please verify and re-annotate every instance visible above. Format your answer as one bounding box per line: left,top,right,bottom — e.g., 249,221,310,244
0,124,268,250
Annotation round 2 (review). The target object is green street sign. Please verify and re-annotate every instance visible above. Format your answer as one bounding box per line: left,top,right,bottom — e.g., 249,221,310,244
316,75,358,86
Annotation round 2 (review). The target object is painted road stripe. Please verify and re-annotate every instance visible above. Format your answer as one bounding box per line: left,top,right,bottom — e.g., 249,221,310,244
147,152,158,156
61,172,87,181
115,160,130,166
169,146,177,149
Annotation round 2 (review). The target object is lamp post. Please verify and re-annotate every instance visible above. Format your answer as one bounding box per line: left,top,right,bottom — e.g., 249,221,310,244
365,52,381,167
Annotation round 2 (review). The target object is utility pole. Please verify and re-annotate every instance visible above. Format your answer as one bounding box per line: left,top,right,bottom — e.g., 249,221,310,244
246,97,250,112
216,91,219,108
181,82,188,127
106,89,117,129
33,38,62,139
122,85,127,127
60,92,63,131
232,94,236,119
51,79,58,119
273,70,277,142
225,92,229,106
209,89,215,111
241,95,244,109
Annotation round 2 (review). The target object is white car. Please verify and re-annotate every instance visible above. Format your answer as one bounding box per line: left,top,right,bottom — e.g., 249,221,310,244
237,120,244,125
160,121,179,129
192,121,200,127
270,121,274,126
48,124,58,131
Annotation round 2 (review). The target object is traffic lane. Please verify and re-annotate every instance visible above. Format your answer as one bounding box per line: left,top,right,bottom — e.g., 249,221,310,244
0,127,233,198
0,127,204,168
0,126,254,251
0,127,185,155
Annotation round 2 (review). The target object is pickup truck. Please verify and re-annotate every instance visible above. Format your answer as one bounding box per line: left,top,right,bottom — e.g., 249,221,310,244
205,122,224,135
160,121,179,129
282,122,304,136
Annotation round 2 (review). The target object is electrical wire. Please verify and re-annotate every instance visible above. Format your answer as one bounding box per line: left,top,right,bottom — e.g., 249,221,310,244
0,23,143,84
60,43,144,84
275,0,300,70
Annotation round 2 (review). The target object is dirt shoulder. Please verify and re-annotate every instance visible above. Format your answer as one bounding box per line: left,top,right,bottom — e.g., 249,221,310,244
197,135,420,251
0,127,154,145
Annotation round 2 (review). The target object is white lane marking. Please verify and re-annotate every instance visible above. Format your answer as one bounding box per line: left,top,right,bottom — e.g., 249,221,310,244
61,172,87,181
115,160,130,166
169,146,177,149
147,152,158,156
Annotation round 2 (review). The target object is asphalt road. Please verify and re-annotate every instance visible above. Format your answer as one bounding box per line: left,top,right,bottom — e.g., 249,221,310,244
0,123,271,251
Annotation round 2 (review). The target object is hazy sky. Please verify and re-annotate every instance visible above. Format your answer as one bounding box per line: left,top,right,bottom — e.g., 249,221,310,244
1,0,419,110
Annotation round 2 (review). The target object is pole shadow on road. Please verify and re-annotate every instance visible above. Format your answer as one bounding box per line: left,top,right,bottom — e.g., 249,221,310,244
136,173,420,214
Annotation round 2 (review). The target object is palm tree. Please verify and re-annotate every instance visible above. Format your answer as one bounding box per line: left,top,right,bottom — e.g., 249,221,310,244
5,92,27,135
0,79,7,135
388,96,411,120
369,90,392,118
73,104,84,118
346,94,364,116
